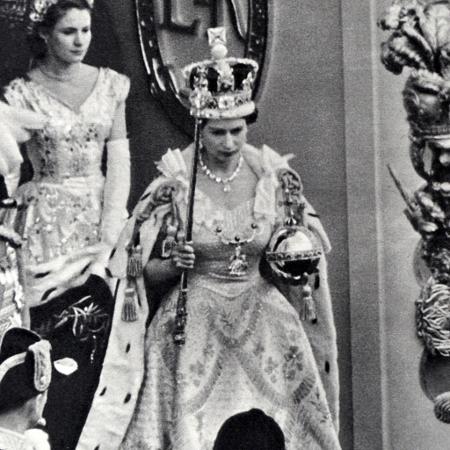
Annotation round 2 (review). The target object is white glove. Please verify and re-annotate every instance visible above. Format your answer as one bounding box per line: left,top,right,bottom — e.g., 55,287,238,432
24,428,51,450
91,138,130,277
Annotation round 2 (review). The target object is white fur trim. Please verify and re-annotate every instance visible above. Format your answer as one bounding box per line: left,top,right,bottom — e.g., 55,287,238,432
77,278,149,450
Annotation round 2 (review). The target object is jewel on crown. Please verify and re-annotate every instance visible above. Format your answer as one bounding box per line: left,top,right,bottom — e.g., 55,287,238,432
29,0,94,24
182,27,259,119
209,28,235,92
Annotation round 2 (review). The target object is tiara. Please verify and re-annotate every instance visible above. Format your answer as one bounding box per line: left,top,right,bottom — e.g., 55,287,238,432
29,0,94,24
181,27,259,119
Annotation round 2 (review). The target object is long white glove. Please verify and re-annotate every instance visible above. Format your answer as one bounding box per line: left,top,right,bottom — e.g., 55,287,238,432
0,101,45,194
91,138,130,277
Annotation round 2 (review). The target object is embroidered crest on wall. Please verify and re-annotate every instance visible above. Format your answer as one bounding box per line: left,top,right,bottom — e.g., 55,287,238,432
136,0,269,134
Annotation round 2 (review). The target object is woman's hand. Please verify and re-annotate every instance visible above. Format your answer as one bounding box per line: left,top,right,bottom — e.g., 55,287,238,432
144,232,195,285
170,232,195,270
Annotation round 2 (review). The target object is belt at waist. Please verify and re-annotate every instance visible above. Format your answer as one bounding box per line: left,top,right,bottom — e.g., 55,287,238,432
188,269,263,297
28,174,105,192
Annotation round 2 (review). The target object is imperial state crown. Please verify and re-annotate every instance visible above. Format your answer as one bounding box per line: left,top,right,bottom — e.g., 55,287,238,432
182,27,259,119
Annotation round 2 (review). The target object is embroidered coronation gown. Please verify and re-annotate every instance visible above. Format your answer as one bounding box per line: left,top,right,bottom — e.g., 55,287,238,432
3,67,130,449
120,146,341,450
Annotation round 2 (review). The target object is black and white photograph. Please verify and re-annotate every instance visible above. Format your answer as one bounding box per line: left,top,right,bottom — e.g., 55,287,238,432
0,1,448,449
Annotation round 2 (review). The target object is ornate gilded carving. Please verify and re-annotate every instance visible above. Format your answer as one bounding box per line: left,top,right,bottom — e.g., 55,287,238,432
135,0,268,134
379,0,450,423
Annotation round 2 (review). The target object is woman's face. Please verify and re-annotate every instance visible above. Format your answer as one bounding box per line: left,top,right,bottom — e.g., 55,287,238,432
201,118,248,164
44,8,92,64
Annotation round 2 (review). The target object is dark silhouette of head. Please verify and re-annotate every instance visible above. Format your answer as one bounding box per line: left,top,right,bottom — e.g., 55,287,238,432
213,408,286,450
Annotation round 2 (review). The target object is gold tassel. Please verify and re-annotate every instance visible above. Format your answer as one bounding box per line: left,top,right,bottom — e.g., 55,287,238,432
122,286,138,322
127,245,143,277
300,283,317,321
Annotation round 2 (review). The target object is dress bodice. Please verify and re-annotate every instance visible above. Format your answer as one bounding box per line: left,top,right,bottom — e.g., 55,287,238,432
152,144,298,285
2,68,130,266
3,67,129,183
186,198,273,283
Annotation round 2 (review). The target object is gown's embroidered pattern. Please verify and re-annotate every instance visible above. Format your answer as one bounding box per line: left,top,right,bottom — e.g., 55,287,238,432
121,178,340,450
0,243,24,334
3,68,129,266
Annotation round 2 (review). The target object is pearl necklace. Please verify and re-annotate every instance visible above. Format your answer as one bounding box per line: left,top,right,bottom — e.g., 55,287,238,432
198,151,243,193
38,65,80,82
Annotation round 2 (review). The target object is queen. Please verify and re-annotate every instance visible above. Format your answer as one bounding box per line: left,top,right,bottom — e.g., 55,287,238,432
79,28,340,450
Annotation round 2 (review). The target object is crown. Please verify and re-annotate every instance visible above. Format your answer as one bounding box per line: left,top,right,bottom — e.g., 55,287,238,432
181,27,259,119
29,0,94,25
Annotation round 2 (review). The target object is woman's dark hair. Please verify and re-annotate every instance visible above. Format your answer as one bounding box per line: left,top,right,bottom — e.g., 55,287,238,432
244,108,258,125
200,108,259,128
28,0,93,59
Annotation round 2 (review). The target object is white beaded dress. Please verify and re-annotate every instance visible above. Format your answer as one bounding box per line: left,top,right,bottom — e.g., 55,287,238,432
0,427,32,450
2,66,130,450
3,67,130,293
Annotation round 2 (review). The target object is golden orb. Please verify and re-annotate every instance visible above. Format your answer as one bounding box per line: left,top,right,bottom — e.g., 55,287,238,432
266,225,322,284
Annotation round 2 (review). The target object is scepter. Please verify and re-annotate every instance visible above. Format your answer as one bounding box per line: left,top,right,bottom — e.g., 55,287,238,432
171,26,256,345
173,118,201,346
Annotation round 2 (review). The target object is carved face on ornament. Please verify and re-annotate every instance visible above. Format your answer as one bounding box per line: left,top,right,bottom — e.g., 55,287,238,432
427,138,450,197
